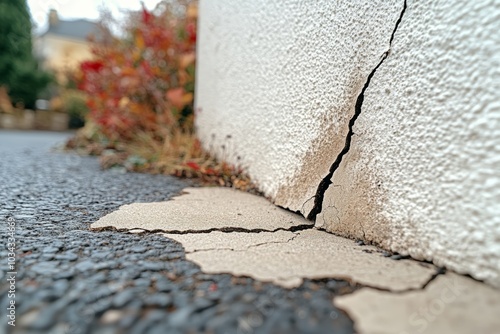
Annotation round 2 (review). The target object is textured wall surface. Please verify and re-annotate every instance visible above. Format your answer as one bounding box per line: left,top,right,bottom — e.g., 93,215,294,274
196,0,500,288
317,0,500,287
195,0,402,213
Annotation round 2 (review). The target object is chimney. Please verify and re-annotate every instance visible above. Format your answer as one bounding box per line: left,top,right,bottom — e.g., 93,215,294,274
49,9,58,27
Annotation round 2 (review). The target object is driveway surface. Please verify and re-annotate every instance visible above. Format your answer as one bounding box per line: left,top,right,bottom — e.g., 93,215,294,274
0,130,356,334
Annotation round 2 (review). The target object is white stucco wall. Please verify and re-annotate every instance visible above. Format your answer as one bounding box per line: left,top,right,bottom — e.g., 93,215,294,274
195,0,402,213
195,0,500,288
316,0,500,287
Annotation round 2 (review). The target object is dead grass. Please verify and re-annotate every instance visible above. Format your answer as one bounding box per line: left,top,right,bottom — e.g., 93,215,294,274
66,121,259,193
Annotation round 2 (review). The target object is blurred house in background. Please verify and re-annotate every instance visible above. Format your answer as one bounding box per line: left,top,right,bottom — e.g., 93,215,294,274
35,9,98,83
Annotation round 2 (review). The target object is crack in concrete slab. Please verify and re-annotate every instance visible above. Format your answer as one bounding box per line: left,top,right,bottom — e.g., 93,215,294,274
245,232,300,250
420,266,447,290
348,266,447,295
183,232,300,254
307,0,408,221
183,244,443,294
181,229,437,290
300,195,316,215
334,271,500,334
91,187,314,233
92,224,313,235
91,188,452,293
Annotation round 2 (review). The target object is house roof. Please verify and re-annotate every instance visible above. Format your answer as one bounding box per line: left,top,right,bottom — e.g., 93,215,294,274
42,19,99,41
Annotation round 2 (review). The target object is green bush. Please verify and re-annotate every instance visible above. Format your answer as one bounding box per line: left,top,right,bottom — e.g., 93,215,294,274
62,90,88,128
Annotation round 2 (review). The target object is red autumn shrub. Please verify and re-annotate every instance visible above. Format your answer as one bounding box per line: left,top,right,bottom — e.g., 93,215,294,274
70,1,257,192
78,1,197,141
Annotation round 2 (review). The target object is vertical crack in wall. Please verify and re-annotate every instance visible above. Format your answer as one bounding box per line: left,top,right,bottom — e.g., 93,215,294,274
307,0,407,221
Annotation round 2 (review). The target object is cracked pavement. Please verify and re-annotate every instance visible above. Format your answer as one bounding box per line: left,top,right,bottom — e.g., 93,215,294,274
0,130,358,333
335,272,500,334
93,174,500,332
92,187,313,234
2,129,499,333
92,187,439,290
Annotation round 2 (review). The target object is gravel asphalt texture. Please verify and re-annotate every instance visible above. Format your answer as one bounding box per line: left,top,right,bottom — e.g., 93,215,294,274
0,130,357,334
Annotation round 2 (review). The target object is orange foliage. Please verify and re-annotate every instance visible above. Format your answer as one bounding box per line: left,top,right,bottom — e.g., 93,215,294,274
70,1,257,192
79,2,197,141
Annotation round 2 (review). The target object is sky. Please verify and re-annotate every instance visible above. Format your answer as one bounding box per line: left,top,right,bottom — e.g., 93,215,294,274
27,0,162,33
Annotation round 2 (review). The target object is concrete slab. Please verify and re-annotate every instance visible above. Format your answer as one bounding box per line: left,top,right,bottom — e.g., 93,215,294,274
334,272,500,334
183,229,437,290
163,230,297,253
91,185,500,332
92,187,437,290
91,187,312,232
